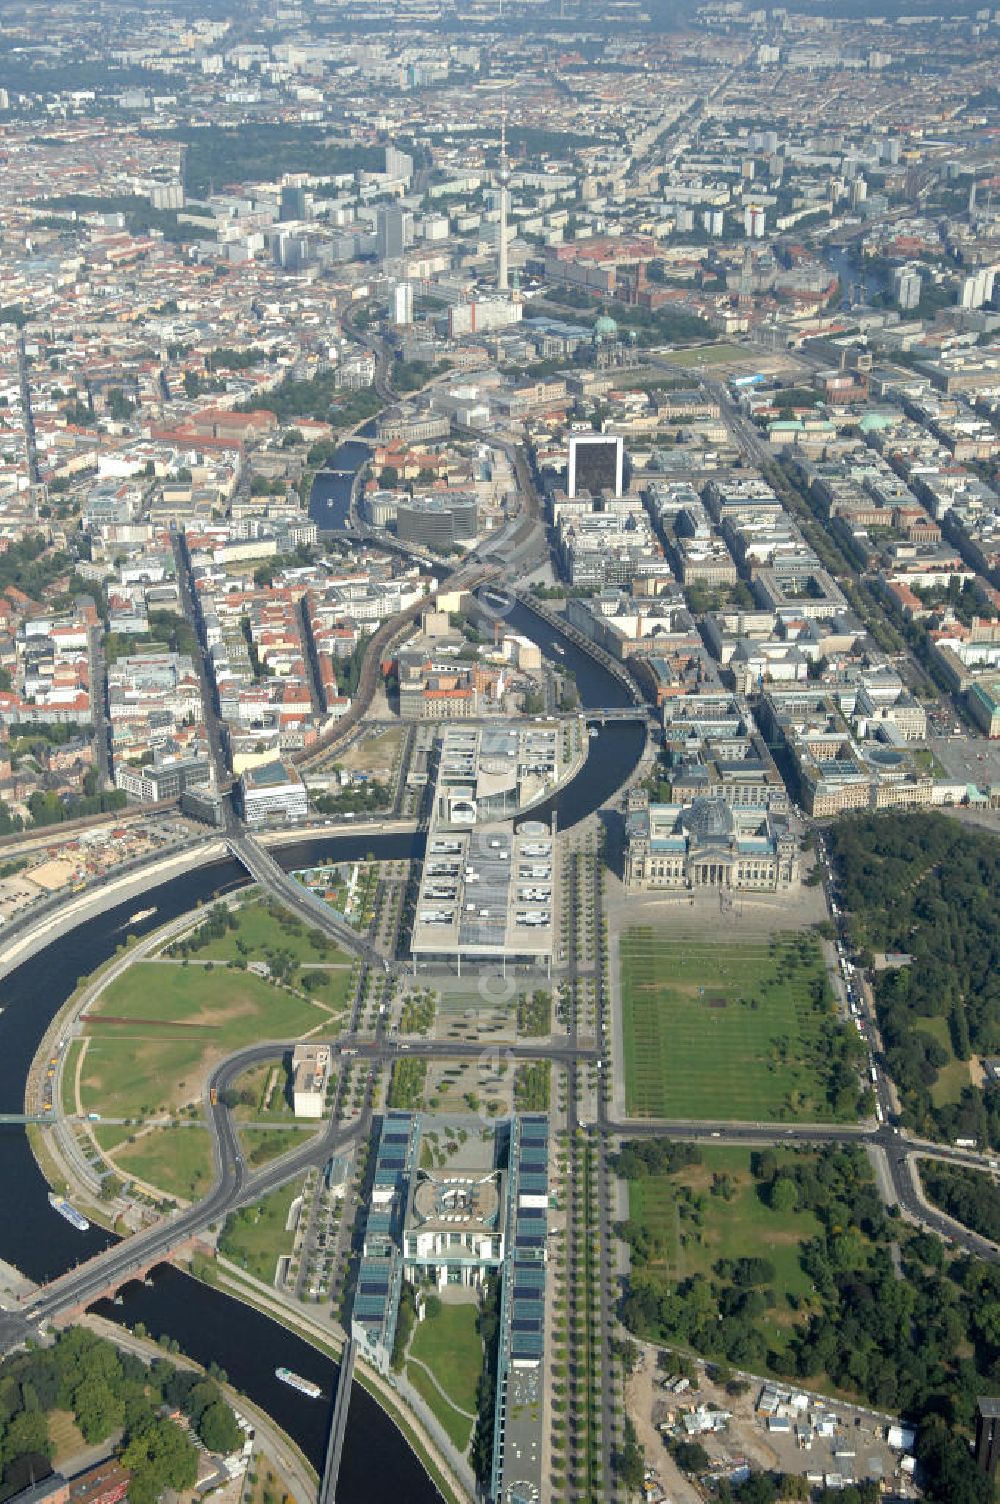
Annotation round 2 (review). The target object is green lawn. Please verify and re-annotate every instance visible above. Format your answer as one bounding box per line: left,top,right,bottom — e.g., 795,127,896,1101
232,1057,296,1120
407,1362,474,1453
92,1121,135,1153
192,899,353,967
297,967,355,1013
80,963,332,1119
912,747,948,781
627,1146,823,1352
919,1015,971,1107
218,1175,307,1283
621,930,843,1120
238,1125,319,1169
113,1125,214,1202
407,1302,482,1453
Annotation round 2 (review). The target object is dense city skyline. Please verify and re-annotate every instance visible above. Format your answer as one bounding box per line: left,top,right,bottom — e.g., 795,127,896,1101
0,3,1000,1504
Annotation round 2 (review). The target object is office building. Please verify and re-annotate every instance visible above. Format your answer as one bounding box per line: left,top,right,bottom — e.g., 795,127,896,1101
114,749,212,803
280,184,307,222
411,796,555,975
377,204,406,263
448,298,522,337
396,495,478,549
489,1114,550,1504
292,1043,331,1118
238,758,309,826
352,1112,420,1374
567,433,625,499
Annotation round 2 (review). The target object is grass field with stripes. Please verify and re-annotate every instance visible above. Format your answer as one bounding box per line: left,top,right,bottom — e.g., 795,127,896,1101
621,928,842,1120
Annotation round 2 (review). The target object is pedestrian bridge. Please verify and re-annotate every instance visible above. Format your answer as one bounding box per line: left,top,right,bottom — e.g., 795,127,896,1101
318,1337,357,1504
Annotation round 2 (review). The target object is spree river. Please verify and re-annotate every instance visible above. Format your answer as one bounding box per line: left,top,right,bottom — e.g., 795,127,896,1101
0,838,437,1504
0,599,645,1502
308,441,370,533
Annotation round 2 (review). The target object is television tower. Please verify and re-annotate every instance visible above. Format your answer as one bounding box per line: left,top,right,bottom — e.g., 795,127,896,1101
498,98,510,294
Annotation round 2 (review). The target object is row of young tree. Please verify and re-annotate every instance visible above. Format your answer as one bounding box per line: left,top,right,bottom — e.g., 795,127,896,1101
827,812,1000,1147
617,1141,996,1503
0,1327,242,1504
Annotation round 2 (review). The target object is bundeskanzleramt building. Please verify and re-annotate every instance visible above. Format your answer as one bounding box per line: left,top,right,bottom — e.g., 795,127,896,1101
351,1104,551,1489
624,790,799,892
403,1123,506,1288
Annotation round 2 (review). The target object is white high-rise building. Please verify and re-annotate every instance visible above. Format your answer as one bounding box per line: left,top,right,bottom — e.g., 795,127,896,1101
391,282,414,326
744,204,766,239
149,182,184,211
893,264,922,311
385,145,414,183
960,268,996,310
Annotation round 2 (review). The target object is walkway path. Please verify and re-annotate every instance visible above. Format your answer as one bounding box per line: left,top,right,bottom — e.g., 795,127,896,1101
406,1356,477,1421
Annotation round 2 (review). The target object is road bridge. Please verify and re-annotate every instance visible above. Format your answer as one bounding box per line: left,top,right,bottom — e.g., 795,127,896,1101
584,707,652,726
226,833,402,975
5,1027,1000,1367
0,1066,368,1359
319,1337,356,1504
